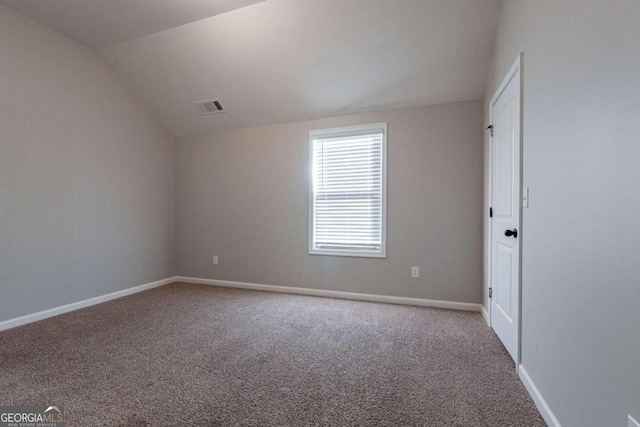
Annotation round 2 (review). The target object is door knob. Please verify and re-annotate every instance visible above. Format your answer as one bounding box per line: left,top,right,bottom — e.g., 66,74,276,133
504,228,518,238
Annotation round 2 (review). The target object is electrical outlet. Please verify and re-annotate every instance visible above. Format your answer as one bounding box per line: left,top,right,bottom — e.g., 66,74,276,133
411,267,419,278
213,255,218,265
629,415,640,427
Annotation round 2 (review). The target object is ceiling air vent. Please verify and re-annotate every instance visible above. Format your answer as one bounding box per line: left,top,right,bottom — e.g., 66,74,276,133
194,98,227,115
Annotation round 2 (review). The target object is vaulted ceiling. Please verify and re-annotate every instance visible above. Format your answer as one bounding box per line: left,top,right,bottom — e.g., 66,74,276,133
0,0,266,48
1,0,502,136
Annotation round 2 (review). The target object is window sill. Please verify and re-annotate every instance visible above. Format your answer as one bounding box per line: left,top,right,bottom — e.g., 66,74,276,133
308,249,386,259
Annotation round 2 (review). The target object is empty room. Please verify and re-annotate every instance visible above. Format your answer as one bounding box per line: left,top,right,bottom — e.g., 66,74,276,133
0,1,638,426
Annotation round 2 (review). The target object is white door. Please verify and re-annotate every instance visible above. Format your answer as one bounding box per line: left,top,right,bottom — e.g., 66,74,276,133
489,56,521,363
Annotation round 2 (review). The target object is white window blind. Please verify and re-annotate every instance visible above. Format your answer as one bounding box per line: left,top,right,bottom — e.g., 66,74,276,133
309,123,387,257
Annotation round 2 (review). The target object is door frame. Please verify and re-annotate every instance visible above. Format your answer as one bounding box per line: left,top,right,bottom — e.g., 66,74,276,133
486,53,524,369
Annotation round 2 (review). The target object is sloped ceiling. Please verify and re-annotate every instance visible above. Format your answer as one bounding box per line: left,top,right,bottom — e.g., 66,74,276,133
0,0,266,49
4,0,503,136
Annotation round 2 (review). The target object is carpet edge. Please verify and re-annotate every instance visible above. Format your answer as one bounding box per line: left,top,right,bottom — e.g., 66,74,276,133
175,276,482,312
0,276,177,332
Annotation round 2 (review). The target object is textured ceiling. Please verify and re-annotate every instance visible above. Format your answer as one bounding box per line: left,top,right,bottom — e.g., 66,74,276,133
0,0,265,48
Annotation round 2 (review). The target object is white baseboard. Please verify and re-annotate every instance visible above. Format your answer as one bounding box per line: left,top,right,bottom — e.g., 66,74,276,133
0,276,176,332
519,365,562,427
481,305,490,325
630,415,640,427
175,276,482,312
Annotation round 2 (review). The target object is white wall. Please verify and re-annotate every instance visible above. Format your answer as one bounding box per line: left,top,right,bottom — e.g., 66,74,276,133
484,1,640,426
0,5,175,322
176,101,484,304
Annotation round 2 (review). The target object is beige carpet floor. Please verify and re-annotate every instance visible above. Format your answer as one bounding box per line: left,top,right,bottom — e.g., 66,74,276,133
0,283,545,426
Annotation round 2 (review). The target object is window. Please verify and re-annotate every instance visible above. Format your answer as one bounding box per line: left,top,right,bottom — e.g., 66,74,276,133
309,122,387,258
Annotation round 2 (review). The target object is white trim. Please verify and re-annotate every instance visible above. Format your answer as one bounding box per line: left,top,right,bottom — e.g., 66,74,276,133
486,125,493,325
519,365,562,427
176,276,482,312
481,305,490,325
308,122,388,259
0,277,176,332
629,415,640,427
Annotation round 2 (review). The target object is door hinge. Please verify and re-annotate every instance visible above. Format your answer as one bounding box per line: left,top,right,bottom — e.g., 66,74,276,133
489,287,493,298
489,207,493,218
486,124,494,137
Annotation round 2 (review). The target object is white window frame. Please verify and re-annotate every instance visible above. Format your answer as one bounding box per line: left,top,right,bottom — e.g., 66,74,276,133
308,122,388,258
